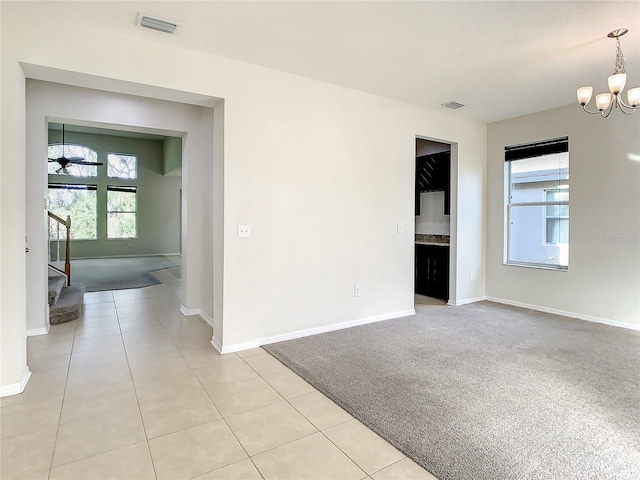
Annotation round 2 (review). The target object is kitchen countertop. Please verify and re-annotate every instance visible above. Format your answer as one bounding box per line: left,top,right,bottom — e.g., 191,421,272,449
415,234,450,246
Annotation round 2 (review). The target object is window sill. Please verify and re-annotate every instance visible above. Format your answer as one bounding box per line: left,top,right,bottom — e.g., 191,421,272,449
505,261,568,272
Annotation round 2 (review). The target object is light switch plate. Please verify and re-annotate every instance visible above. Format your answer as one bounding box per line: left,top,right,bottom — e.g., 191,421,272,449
238,225,251,238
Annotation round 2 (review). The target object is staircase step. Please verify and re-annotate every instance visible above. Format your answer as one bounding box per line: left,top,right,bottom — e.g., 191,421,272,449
48,276,66,307
50,284,85,325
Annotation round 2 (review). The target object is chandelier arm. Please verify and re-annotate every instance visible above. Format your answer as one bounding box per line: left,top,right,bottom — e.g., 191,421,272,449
600,101,614,118
617,96,639,113
581,104,601,115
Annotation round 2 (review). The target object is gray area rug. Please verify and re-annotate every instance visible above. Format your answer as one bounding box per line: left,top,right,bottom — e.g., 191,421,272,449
70,256,178,291
264,301,640,480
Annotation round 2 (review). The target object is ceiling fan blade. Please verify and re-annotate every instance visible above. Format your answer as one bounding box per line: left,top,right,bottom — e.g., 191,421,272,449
48,158,59,162
67,159,104,166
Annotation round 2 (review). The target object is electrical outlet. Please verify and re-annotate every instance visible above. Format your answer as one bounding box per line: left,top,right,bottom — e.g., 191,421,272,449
238,225,251,238
470,271,476,281
354,285,361,297
397,223,404,233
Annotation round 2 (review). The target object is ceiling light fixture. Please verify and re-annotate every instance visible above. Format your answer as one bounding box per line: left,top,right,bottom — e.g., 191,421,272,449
577,28,640,117
138,14,177,34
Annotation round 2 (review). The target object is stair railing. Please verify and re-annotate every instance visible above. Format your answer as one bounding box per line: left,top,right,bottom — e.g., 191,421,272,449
48,211,71,286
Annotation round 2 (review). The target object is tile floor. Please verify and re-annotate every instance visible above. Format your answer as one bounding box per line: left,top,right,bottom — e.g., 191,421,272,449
1,267,437,480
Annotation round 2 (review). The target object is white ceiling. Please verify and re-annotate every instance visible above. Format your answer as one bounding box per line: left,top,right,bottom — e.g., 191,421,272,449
40,1,640,123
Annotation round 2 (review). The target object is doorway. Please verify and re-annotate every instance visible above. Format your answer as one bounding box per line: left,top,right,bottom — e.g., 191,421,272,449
414,137,453,310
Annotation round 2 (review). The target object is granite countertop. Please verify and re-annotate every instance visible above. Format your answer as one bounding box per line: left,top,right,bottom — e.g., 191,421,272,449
415,234,450,246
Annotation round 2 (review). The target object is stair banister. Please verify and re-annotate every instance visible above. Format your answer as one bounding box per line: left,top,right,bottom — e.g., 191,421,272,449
47,211,71,286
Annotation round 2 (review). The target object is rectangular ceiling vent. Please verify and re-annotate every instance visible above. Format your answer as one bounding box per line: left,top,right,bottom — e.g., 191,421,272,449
138,14,177,34
442,101,465,110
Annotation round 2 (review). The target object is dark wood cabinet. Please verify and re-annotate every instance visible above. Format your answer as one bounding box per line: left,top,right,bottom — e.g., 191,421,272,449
415,244,449,301
415,152,450,216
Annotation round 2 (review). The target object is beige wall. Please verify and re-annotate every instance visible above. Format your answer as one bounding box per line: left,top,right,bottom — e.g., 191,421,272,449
1,2,487,391
486,104,640,328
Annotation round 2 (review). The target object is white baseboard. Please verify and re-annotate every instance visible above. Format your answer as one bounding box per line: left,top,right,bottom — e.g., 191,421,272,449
0,367,32,397
485,296,640,331
216,309,416,354
180,306,215,330
27,325,50,336
210,335,223,354
449,296,486,306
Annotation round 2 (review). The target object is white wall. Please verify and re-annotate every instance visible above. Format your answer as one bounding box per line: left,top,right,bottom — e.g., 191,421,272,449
1,2,487,391
415,192,450,235
487,104,640,328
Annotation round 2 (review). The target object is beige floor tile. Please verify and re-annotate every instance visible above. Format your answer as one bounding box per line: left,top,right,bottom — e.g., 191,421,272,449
27,354,70,374
72,333,124,353
113,297,149,309
60,383,138,424
83,291,114,303
252,432,366,480
77,315,119,327
192,458,262,479
236,347,266,358
261,368,316,399
122,328,171,346
116,305,157,318
129,357,192,384
133,372,203,404
140,387,222,439
68,348,129,373
242,353,289,375
82,303,117,316
111,289,144,300
225,401,317,456
141,284,172,298
118,318,165,334
371,458,437,480
163,317,212,339
192,357,259,390
52,406,146,467
206,376,283,417
50,320,78,333
148,420,247,480
126,346,186,372
81,309,119,321
175,343,229,369
0,395,63,438
27,334,74,358
0,427,57,479
324,420,405,475
74,323,122,339
49,441,155,480
0,370,67,407
288,390,353,430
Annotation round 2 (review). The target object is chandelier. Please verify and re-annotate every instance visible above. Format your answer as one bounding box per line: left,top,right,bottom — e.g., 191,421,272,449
577,28,640,117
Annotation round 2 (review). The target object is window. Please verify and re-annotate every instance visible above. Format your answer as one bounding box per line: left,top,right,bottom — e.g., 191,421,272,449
47,184,97,239
505,137,569,270
545,189,569,244
107,186,137,238
48,144,98,177
107,153,137,179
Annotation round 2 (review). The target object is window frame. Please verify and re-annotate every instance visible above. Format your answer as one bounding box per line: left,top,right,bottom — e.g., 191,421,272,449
106,185,138,239
543,188,569,245
504,137,569,271
47,143,99,177
47,183,98,240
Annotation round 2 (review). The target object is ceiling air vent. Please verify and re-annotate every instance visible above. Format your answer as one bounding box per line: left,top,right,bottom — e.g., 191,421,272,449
442,101,465,110
138,14,177,34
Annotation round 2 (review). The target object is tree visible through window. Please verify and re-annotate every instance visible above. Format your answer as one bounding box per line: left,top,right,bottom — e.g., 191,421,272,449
47,184,98,239
48,144,98,177
107,186,137,238
107,153,137,179
505,137,569,270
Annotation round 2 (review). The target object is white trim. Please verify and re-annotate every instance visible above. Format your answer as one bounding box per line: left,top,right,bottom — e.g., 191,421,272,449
210,335,223,354
485,296,640,331
180,305,199,316
0,367,32,397
27,325,50,336
180,305,214,329
449,296,486,306
216,309,416,354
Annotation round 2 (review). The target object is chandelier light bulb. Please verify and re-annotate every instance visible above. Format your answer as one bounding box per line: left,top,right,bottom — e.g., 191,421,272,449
595,93,612,111
608,73,627,95
577,86,593,105
577,28,638,116
628,87,640,107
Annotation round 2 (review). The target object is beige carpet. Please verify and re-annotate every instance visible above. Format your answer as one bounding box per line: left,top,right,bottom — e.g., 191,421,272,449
264,301,640,480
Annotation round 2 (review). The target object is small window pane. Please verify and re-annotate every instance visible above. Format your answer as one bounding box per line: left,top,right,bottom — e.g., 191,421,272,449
509,205,568,267
47,186,97,239
48,144,98,177
107,154,137,179
107,187,136,239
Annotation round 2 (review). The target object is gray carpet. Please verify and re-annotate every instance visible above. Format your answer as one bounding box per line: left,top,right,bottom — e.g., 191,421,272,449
70,256,178,291
263,301,640,480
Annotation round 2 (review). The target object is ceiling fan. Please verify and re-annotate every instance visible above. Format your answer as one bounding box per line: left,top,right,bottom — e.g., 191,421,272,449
48,124,103,174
